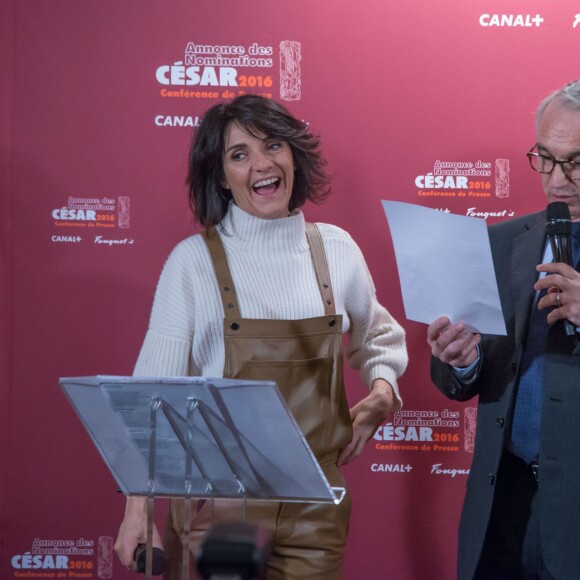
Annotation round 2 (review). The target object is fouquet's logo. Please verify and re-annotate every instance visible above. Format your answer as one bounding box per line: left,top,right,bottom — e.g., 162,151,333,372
465,207,515,220
431,464,470,478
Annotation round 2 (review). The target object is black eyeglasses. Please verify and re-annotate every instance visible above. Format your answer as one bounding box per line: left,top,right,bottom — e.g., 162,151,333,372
527,146,580,181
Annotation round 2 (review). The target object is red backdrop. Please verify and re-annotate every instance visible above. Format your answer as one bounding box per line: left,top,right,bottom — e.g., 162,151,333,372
2,0,579,578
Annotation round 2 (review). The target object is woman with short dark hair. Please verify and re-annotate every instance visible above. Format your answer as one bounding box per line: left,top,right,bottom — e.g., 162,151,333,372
188,94,330,227
115,94,407,579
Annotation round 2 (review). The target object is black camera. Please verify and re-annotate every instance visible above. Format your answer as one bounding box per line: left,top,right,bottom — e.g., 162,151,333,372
197,522,273,580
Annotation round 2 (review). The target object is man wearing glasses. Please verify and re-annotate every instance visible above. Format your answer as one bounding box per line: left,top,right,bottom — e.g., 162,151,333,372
427,80,580,579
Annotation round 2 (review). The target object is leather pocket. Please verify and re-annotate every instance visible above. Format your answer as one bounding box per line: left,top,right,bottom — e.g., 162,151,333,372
242,357,332,456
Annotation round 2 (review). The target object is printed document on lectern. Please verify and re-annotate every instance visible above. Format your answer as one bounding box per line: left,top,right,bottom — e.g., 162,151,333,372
382,200,506,336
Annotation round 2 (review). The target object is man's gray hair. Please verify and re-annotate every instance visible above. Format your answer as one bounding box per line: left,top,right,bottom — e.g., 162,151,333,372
536,80,580,130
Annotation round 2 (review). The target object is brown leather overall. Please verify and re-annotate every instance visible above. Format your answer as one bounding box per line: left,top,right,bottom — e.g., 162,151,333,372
163,224,353,579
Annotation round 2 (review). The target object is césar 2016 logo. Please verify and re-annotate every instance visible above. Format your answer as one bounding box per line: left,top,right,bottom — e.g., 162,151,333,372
12,552,69,570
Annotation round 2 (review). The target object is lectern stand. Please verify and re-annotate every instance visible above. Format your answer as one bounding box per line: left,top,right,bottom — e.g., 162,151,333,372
60,376,345,579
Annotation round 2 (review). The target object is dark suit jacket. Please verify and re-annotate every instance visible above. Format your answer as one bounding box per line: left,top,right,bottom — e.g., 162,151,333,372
431,210,580,580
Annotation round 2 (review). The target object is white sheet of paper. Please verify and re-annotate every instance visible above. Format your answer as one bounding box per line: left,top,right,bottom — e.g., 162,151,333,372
382,200,507,335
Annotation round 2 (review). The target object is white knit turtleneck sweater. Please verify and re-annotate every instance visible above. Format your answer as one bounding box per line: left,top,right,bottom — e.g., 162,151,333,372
134,204,408,406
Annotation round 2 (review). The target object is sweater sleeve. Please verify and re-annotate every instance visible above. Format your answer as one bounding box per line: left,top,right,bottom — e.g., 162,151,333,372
320,225,408,410
133,240,197,377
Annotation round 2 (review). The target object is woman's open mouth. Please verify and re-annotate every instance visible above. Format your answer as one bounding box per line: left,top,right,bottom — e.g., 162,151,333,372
252,177,281,196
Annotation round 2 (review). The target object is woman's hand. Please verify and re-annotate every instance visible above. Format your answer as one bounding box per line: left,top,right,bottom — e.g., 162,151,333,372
338,379,395,465
114,497,163,572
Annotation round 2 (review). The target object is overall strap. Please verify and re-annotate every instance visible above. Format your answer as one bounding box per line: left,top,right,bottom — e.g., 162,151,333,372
204,223,336,319
305,222,336,316
203,227,240,320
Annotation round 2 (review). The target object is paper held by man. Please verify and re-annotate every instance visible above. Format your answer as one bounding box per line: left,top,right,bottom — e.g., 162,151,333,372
382,200,507,336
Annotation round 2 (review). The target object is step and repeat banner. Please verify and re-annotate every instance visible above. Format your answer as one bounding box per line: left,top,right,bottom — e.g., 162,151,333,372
2,0,578,578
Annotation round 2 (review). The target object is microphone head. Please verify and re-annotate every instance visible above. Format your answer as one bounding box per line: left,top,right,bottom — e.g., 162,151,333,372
546,201,571,237
135,545,167,576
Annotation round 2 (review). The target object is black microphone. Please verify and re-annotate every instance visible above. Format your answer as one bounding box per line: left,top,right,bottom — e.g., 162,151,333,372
134,544,167,576
546,201,577,340
547,201,573,266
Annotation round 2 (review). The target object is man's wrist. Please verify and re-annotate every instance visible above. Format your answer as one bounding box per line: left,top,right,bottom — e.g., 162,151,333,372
451,346,481,385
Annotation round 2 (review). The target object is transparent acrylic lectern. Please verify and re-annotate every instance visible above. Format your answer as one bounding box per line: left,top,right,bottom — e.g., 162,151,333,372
60,376,345,579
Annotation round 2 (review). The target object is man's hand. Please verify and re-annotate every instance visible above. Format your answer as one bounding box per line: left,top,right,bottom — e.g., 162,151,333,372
338,379,395,465
427,316,481,368
535,262,580,326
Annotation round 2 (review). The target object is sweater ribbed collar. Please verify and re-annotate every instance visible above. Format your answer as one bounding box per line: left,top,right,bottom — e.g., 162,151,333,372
218,203,309,252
